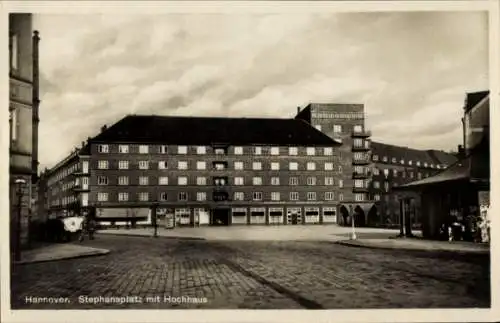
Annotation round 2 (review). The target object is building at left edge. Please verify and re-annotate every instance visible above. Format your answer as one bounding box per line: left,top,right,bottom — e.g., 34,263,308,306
9,14,40,249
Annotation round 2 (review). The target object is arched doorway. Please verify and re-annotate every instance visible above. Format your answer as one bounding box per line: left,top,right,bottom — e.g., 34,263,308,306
367,205,379,227
354,206,366,227
340,205,350,226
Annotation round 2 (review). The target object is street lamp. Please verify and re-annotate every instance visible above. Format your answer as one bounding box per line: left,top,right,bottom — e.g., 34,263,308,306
350,205,357,240
14,178,26,262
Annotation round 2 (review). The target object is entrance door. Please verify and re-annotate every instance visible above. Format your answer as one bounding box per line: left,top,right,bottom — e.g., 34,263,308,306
291,212,299,225
286,208,302,225
211,208,230,226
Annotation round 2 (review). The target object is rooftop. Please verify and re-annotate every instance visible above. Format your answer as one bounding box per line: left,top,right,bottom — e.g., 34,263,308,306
91,115,342,146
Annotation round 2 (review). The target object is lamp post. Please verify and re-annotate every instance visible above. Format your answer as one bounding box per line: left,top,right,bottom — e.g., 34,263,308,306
14,178,26,262
350,205,357,240
152,202,159,238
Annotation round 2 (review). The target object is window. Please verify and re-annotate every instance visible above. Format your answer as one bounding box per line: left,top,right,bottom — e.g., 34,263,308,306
234,146,243,155
178,177,188,185
306,147,316,156
338,165,343,173
158,145,168,154
118,176,128,186
139,145,149,154
138,161,149,170
391,157,396,163
402,171,406,178
289,147,298,155
97,192,108,202
324,162,333,171
354,179,364,188
253,192,263,201
338,179,344,188
271,162,280,170
416,161,421,167
271,177,280,185
339,193,344,201
325,192,334,201
159,192,168,201
118,145,128,153
82,161,89,173
383,156,388,162
139,176,149,186
214,148,226,155
234,161,244,170
196,161,206,170
307,162,316,171
372,155,379,161
139,192,149,201
178,192,188,201
289,162,298,170
118,160,129,170
424,162,428,167
324,147,333,156
234,177,244,185
314,124,322,131
178,146,187,154
353,138,363,148
8,107,18,142
355,193,364,202
324,177,334,185
197,192,207,201
353,125,362,133
158,161,167,169
253,177,263,185
213,162,227,170
196,146,206,154
384,182,389,191
373,168,379,176
196,177,207,186
178,161,188,170
98,144,109,153
9,34,18,70
271,192,280,201
254,147,262,155
373,181,380,189
234,192,244,201
270,147,280,155
98,160,109,169
252,162,262,170
307,177,317,185
97,176,108,185
333,125,342,133
401,159,405,165
374,194,381,201
118,192,128,202
159,176,169,185
290,192,299,201
383,169,389,177
307,192,316,201
408,160,413,166
418,172,422,179
289,177,298,185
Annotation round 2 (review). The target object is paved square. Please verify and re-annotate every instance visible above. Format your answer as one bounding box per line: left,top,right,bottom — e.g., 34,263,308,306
11,235,490,309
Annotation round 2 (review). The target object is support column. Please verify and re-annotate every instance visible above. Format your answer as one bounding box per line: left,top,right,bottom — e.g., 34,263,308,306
399,198,405,237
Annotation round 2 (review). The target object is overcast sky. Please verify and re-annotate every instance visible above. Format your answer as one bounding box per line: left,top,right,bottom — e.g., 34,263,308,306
33,11,488,170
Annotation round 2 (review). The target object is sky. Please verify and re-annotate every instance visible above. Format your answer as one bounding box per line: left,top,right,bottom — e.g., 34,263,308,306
33,11,489,170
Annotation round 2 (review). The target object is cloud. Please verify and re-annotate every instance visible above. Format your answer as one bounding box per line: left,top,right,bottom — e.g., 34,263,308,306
33,11,488,169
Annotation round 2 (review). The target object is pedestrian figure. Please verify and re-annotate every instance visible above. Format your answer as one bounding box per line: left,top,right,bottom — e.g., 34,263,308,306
78,215,87,242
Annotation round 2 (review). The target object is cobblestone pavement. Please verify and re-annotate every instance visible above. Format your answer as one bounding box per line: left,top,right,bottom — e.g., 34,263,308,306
11,235,490,309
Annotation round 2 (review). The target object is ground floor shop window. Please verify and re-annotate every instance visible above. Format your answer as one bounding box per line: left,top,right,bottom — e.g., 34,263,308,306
175,208,190,225
322,207,337,223
268,207,284,225
250,207,266,224
305,207,320,224
231,207,247,224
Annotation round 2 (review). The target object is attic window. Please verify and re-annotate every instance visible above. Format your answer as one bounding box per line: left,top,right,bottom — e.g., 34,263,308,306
408,160,413,166
437,165,441,169
372,155,379,161
416,161,421,166
391,157,396,163
382,156,388,162
400,159,404,164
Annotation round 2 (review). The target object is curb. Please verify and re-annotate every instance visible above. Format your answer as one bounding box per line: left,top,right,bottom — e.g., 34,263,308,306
99,231,206,241
14,249,111,266
335,240,490,256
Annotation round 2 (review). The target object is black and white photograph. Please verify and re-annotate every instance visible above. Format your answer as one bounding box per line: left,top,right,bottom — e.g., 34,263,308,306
3,1,498,322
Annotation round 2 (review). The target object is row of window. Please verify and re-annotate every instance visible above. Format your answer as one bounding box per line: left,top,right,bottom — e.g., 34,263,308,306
372,154,447,169
47,162,80,186
373,168,428,180
98,175,345,187
97,191,346,202
97,144,336,156
100,160,343,172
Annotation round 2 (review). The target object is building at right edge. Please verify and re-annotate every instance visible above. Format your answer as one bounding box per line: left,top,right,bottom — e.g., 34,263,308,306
396,91,490,241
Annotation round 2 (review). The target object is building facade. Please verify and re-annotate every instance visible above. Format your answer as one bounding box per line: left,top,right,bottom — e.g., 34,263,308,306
397,91,490,241
9,13,40,248
42,115,351,227
368,142,458,227
295,103,373,226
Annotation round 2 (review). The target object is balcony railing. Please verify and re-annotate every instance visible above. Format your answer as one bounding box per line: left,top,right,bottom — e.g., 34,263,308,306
352,145,370,152
352,186,369,193
352,172,370,179
213,191,229,202
352,158,371,165
351,130,372,137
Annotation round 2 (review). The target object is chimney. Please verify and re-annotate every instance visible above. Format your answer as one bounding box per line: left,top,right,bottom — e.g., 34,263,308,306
81,141,85,148
101,125,107,132
297,107,301,114
457,145,465,158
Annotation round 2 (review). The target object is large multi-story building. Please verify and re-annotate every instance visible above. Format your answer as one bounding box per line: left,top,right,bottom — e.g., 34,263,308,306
9,13,40,248
41,114,358,227
368,142,458,227
295,103,373,226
